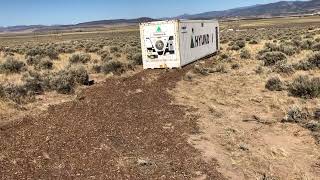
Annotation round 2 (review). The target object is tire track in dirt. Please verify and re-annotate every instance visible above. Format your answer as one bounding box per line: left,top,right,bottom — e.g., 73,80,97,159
0,68,224,179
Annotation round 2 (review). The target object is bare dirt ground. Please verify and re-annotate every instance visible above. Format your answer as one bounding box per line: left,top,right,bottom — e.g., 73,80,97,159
0,67,224,179
171,59,320,179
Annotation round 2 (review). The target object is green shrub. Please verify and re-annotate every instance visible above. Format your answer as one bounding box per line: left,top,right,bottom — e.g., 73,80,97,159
45,48,59,59
50,71,75,94
249,39,259,44
26,55,41,66
260,52,287,66
312,43,320,51
235,40,246,48
131,53,143,65
68,66,90,85
69,53,91,64
279,44,299,56
300,39,314,50
101,60,125,74
265,77,283,91
293,60,314,71
0,57,26,74
305,52,320,68
289,76,320,99
2,84,29,104
110,46,119,53
22,71,44,95
35,57,53,70
274,62,294,74
240,49,251,59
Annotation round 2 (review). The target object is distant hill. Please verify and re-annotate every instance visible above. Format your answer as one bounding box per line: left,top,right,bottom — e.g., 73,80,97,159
1,0,320,33
177,0,320,19
0,17,157,33
76,17,156,26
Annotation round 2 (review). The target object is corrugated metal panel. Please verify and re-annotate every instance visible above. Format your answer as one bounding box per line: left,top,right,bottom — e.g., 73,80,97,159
179,21,219,66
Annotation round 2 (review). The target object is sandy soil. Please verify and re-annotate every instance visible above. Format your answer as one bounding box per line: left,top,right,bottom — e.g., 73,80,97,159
171,60,320,179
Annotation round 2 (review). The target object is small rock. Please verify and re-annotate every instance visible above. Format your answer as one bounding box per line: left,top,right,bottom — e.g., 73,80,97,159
239,144,249,151
42,152,50,159
137,158,153,167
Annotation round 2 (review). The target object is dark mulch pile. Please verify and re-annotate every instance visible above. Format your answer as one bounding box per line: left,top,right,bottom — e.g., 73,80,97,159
0,68,224,179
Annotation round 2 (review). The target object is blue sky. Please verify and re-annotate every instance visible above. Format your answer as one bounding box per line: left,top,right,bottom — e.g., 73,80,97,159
0,0,288,26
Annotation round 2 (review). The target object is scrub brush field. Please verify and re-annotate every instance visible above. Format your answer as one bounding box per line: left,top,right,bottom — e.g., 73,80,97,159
1,16,320,179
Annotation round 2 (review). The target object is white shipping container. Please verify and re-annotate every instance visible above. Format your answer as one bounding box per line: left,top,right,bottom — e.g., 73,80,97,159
140,19,219,69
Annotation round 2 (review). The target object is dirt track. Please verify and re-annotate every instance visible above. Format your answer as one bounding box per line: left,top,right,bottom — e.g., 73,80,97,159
0,68,224,179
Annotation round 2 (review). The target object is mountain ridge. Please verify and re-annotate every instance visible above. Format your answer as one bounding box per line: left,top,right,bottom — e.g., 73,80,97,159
1,0,320,33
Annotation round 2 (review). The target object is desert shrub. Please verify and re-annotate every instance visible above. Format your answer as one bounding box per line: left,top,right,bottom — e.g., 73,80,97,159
69,53,91,64
194,65,209,75
110,46,119,53
231,63,240,69
86,46,100,53
208,64,227,74
68,66,90,85
0,57,26,74
220,39,229,44
255,66,264,74
305,52,320,68
229,40,246,51
35,57,53,70
101,60,125,74
131,53,143,65
26,47,45,57
293,60,314,71
265,77,283,91
289,76,320,99
260,52,287,66
240,49,251,59
26,55,41,66
279,44,299,56
306,120,320,131
45,48,59,59
2,84,30,104
100,51,111,60
50,71,75,94
219,53,229,60
249,39,259,44
22,71,44,95
300,39,314,50
283,106,307,123
235,40,246,48
230,45,241,51
312,43,320,51
92,64,102,73
273,62,294,74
